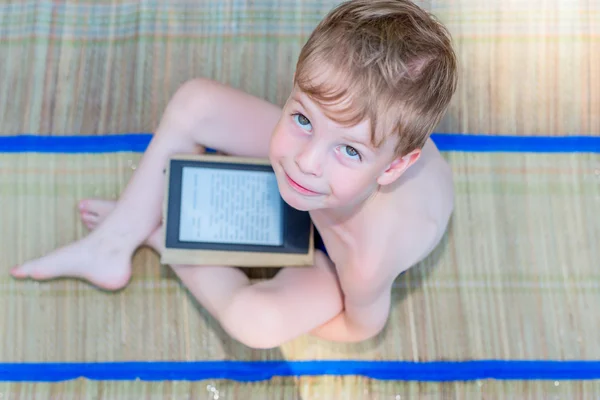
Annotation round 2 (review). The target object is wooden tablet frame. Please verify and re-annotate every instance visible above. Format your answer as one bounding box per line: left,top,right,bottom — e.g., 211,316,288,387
161,154,314,267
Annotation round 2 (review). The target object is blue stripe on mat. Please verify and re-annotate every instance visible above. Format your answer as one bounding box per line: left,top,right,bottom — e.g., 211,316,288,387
0,134,599,153
1,360,600,382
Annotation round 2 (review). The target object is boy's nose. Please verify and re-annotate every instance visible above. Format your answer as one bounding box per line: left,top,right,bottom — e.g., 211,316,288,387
294,143,323,177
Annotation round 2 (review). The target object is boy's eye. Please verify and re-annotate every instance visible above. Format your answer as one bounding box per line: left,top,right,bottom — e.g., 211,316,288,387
292,113,312,131
341,145,361,161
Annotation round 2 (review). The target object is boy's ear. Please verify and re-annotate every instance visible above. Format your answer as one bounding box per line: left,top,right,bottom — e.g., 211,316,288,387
377,149,421,186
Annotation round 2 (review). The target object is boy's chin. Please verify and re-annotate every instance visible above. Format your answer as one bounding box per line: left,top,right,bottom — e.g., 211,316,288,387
278,190,322,212
280,194,314,212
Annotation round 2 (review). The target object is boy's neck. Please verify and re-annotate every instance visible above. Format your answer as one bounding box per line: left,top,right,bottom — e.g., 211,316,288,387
310,190,380,233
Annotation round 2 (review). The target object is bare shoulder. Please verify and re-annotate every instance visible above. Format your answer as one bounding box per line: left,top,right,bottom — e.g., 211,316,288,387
369,138,454,274
397,138,454,226
317,139,453,295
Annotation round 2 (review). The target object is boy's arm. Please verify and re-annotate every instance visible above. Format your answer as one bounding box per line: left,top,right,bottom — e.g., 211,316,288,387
309,266,394,343
309,209,444,343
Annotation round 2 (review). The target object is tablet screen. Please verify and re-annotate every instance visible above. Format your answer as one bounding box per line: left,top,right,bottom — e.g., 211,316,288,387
178,166,284,246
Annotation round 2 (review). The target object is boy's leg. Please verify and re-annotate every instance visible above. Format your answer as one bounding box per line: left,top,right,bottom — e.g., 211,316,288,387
143,228,344,349
11,78,282,290
78,202,344,349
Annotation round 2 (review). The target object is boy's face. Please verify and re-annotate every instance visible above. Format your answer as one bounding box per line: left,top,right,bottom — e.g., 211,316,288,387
269,86,412,212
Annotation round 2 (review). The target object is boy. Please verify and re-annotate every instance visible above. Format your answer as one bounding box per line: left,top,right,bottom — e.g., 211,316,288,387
11,0,457,349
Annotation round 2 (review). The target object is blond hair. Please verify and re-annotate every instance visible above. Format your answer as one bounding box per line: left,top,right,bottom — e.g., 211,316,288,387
294,0,458,156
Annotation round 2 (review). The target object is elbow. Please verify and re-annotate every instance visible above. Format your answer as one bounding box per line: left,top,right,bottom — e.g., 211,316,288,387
346,302,390,343
352,322,387,343
335,314,388,344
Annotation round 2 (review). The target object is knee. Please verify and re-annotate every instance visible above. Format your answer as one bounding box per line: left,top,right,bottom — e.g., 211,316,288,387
161,78,221,133
174,78,218,107
218,291,287,349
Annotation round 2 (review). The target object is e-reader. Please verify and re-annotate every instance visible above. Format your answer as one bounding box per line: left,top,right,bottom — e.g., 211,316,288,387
161,154,314,267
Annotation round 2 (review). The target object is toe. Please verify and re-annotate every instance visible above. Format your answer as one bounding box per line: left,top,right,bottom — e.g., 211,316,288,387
79,199,101,214
10,265,28,278
79,198,116,217
81,212,98,223
78,199,89,211
80,213,99,230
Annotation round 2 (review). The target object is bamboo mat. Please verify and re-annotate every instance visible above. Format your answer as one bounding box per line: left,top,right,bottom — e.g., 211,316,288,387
2,151,599,363
1,378,600,400
1,0,599,398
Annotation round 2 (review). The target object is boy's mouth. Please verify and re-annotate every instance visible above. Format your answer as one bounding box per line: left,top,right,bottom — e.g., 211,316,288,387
284,172,321,196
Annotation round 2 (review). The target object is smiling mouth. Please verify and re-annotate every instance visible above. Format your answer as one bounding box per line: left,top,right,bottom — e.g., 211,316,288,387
284,172,321,196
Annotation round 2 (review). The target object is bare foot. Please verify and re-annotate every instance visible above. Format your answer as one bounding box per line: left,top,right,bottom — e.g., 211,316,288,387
11,233,132,291
10,199,135,290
